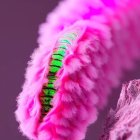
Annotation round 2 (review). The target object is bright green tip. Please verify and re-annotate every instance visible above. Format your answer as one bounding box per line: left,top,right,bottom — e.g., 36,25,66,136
53,49,66,56
50,66,60,73
51,59,62,67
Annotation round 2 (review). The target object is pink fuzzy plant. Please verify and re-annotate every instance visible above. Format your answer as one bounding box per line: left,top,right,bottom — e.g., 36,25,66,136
15,0,140,140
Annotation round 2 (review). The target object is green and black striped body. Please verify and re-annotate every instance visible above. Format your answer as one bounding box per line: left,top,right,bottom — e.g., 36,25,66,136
39,31,78,119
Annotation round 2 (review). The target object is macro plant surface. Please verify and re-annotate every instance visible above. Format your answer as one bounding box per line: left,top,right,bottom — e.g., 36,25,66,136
15,0,140,140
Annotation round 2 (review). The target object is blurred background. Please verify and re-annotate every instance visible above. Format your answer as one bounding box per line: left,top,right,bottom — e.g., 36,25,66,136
0,0,140,140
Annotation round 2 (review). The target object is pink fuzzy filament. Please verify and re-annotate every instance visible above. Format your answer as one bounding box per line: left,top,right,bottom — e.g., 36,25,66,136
15,0,140,140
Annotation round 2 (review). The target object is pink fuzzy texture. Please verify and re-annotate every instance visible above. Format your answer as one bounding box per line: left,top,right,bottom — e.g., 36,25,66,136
15,0,140,140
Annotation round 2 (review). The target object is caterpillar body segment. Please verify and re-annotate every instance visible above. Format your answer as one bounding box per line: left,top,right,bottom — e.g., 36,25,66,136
39,30,80,120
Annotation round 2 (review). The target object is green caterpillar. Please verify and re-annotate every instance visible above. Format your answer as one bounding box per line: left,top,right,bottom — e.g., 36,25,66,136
39,31,78,119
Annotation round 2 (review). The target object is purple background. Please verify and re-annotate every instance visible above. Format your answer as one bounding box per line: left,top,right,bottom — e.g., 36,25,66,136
0,0,140,140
